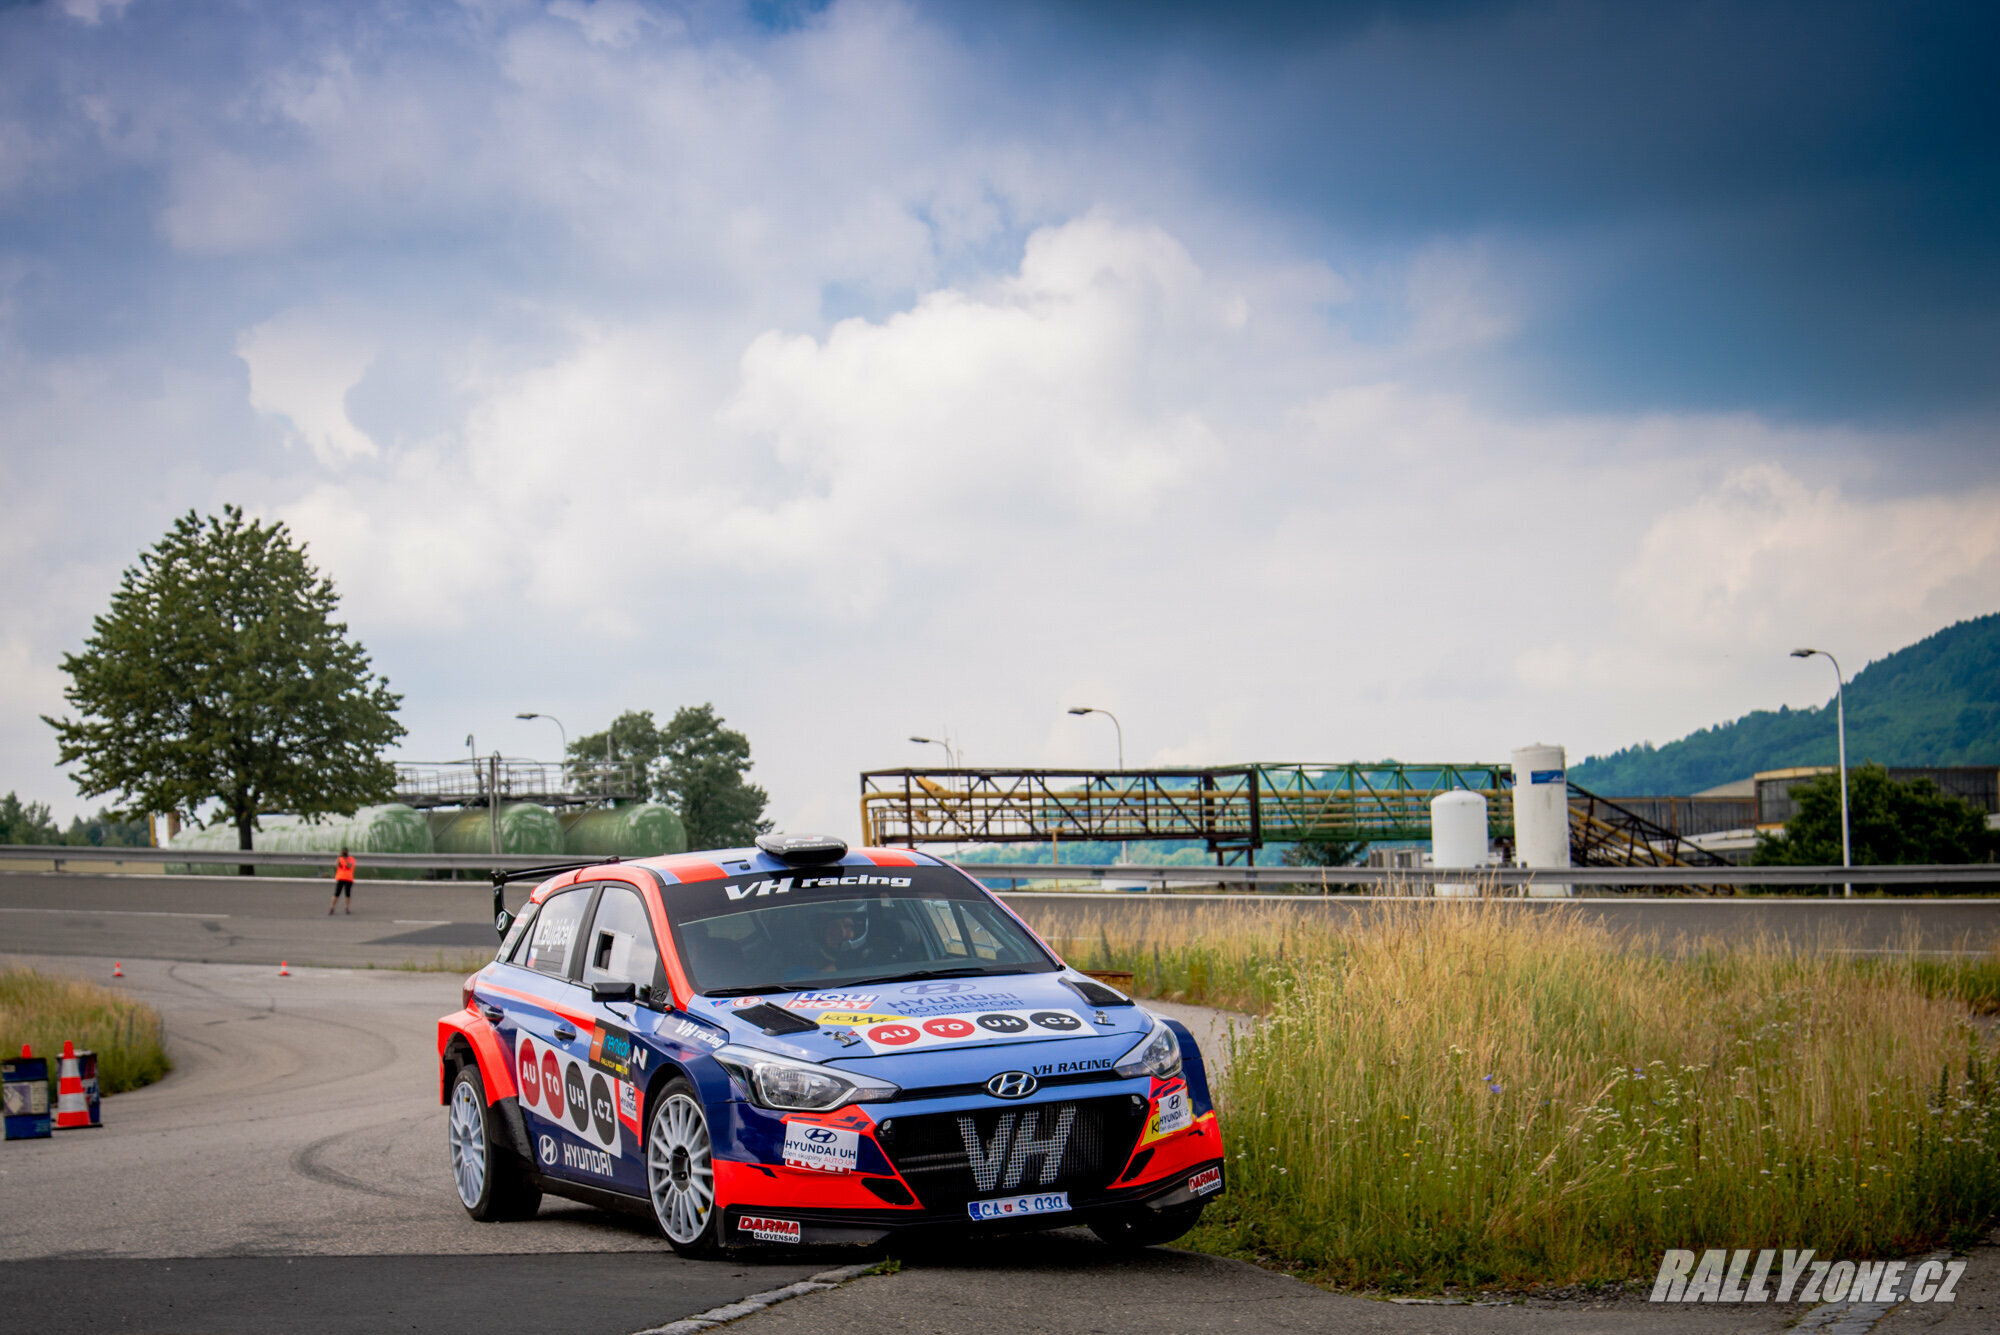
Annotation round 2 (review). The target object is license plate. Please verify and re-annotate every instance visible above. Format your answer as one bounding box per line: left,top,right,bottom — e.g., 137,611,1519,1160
966,1191,1070,1221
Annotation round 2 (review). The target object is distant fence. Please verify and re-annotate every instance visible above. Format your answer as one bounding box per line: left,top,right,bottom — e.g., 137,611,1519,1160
0,844,561,874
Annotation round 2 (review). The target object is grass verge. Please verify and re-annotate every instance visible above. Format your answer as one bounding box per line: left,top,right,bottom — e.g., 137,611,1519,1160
0,966,171,1096
366,949,496,973
1020,899,2000,1293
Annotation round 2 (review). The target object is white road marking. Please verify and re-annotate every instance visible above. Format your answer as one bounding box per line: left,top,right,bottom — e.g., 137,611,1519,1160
393,920,451,926
0,906,230,919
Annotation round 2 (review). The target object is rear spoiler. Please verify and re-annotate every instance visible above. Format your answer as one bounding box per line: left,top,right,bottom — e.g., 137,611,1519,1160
490,857,624,938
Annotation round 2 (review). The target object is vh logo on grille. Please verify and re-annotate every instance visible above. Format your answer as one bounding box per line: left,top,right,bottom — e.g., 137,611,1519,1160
957,1104,1077,1193
1650,1250,1965,1304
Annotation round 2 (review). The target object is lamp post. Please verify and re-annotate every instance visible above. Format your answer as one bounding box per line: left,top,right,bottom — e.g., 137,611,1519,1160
515,712,567,759
909,735,956,768
1067,706,1127,863
1790,649,1850,898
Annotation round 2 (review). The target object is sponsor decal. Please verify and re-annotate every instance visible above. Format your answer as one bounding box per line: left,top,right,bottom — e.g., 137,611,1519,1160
903,980,980,995
738,1215,802,1244
673,1017,728,1050
967,1191,1070,1221
959,1105,1076,1192
590,1072,618,1144
707,996,767,1010
894,992,1027,1015
784,990,878,1011
540,1049,561,1118
619,1079,638,1122
1188,1166,1223,1196
782,1121,861,1173
722,874,912,901
851,1008,1088,1054
589,1022,644,1080
538,1134,558,1165
795,874,911,889
517,1036,543,1110
561,1141,615,1177
814,1011,907,1027
1649,1251,1965,1305
1144,1090,1193,1143
564,1059,590,1132
1033,1057,1115,1077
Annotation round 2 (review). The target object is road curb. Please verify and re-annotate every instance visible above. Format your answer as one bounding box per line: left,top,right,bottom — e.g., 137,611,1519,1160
629,1264,877,1335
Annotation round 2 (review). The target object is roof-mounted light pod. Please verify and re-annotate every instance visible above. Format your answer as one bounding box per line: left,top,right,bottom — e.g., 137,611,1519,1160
754,832,849,865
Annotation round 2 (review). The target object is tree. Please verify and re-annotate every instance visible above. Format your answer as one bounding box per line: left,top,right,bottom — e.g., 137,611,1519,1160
0,792,63,845
45,507,404,870
656,704,771,850
1282,829,1369,869
567,710,666,792
1753,764,1997,868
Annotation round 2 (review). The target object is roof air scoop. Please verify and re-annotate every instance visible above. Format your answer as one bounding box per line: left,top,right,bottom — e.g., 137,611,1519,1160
755,832,850,865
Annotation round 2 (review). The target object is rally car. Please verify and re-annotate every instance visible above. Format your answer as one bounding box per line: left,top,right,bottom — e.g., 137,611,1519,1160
437,833,1224,1255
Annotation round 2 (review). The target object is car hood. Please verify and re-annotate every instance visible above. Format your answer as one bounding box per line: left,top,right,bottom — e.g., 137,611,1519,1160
692,971,1157,1069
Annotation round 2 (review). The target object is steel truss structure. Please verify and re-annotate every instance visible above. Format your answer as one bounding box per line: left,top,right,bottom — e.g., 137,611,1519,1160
859,763,1736,870
393,759,645,810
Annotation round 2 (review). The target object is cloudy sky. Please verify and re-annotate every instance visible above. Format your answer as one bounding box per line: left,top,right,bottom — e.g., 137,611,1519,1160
4,0,1996,831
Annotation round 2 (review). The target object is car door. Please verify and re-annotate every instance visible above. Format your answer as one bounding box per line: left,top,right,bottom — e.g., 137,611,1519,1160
573,879,666,1196
486,885,602,1186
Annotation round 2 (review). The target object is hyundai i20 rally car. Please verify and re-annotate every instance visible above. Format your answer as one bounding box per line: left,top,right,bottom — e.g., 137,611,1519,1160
438,834,1225,1256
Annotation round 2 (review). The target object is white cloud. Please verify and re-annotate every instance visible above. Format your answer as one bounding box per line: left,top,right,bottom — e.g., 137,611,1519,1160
237,312,380,464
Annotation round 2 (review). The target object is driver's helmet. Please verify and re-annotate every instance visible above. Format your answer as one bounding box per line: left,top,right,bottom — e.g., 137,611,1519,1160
808,900,871,955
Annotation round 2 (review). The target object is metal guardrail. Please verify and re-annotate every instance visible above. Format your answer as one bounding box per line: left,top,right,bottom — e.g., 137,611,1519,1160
0,844,566,873
1,844,1993,890
955,862,2000,889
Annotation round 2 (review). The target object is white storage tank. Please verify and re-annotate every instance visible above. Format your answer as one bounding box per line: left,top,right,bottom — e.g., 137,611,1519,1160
1511,743,1571,897
1431,790,1488,897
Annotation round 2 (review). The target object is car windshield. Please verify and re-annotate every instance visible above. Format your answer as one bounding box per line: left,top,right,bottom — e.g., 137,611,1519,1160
666,865,1058,995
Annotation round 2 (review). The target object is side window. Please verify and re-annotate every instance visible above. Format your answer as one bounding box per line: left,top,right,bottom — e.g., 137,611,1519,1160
523,888,591,979
581,884,661,991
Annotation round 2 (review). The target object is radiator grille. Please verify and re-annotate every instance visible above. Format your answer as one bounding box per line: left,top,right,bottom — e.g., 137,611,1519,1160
876,1096,1145,1212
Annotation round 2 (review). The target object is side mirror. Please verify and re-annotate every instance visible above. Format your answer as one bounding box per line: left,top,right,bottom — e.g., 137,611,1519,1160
494,909,514,939
591,981,637,1004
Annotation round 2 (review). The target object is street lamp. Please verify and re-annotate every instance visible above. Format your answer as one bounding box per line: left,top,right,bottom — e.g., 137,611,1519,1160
516,712,568,768
1067,706,1127,863
909,735,956,767
1790,649,1851,898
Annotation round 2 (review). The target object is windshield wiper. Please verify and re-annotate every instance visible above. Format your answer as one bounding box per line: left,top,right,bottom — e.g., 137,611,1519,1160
837,965,1027,989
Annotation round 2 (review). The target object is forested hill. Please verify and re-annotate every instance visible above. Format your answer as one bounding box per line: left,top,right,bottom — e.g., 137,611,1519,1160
1571,613,2000,795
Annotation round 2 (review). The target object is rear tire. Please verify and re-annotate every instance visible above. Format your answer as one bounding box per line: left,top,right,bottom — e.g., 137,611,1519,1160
448,1064,542,1222
1088,1201,1204,1249
647,1078,725,1257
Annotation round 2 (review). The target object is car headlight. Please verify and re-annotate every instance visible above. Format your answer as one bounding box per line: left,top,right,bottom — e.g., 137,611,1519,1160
714,1044,901,1112
1114,1018,1182,1079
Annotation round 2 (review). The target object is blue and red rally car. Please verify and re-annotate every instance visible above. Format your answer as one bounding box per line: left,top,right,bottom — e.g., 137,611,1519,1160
438,834,1224,1255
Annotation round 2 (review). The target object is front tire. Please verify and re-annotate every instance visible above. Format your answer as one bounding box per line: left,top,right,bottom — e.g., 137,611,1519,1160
1088,1201,1205,1249
647,1078,724,1256
448,1064,542,1222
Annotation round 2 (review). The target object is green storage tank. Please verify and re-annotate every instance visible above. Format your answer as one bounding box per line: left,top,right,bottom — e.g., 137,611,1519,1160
561,803,688,858
166,804,432,878
432,803,566,858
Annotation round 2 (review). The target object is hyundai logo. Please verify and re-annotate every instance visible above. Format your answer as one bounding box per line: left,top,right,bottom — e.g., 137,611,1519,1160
538,1134,557,1165
805,1127,836,1143
987,1071,1037,1099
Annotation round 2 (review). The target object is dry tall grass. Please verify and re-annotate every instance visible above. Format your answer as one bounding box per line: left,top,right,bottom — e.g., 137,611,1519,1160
1020,898,2000,1291
0,966,171,1097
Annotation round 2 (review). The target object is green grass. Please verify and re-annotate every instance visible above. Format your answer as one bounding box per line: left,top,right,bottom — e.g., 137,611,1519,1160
0,967,171,1097
1018,900,2000,1293
366,949,496,974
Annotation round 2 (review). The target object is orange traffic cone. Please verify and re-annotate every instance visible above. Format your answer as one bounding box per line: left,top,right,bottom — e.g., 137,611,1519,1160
112,962,123,978
55,1041,91,1130
279,960,290,977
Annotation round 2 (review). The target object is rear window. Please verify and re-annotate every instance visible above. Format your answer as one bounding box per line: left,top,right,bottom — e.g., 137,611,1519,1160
665,865,1057,996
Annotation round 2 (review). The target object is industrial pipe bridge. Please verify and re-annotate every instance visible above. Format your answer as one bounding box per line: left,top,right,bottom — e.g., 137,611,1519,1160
858,763,1741,869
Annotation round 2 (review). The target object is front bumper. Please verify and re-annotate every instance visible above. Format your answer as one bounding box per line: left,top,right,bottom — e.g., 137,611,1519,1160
719,1154,1227,1247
